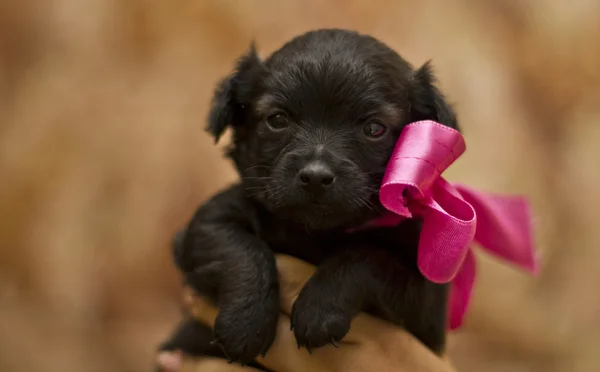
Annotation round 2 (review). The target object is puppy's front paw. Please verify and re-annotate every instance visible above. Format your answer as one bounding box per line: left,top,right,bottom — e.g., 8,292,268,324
213,292,279,364
290,282,352,351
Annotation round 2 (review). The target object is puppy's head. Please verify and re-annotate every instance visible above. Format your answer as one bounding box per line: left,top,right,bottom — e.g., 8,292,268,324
207,29,458,230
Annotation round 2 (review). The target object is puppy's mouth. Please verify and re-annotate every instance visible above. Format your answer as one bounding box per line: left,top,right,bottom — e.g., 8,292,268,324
265,189,379,230
304,195,331,206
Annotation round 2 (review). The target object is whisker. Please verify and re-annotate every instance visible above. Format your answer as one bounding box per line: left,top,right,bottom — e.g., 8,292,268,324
245,191,265,198
355,198,369,210
243,176,273,181
243,165,271,173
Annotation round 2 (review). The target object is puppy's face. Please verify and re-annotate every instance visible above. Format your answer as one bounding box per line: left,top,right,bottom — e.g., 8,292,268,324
208,30,457,230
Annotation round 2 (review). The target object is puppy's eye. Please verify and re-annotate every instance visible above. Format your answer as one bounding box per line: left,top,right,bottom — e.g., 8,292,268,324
266,113,290,131
362,122,387,139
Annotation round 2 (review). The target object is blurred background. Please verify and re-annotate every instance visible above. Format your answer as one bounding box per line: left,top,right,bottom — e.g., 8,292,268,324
1,0,599,371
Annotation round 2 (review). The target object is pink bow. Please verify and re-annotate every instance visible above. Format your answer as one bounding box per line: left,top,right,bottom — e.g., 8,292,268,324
377,120,539,329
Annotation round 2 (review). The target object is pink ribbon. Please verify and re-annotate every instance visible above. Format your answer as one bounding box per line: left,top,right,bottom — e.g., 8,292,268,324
377,120,539,330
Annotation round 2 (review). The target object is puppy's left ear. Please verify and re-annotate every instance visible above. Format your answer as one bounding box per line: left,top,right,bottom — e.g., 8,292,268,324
410,61,458,129
206,43,264,143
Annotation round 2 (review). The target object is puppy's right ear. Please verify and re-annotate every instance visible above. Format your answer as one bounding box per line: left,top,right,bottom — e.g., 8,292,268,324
206,43,264,143
410,61,458,130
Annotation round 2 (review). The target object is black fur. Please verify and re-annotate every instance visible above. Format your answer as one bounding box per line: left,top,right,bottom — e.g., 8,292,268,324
159,29,458,369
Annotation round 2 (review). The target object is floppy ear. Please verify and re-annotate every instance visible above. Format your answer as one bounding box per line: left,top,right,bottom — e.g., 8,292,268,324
206,43,263,143
410,61,459,130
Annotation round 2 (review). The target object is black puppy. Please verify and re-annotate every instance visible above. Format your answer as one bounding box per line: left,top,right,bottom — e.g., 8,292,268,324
160,29,458,368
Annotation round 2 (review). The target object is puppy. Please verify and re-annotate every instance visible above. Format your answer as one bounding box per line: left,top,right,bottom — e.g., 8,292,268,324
159,29,459,369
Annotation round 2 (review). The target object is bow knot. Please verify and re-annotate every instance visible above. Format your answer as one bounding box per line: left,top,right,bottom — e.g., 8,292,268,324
378,121,539,329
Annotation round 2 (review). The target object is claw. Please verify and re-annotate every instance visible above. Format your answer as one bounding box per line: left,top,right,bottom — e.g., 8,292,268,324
331,339,340,348
227,359,234,364
290,323,294,331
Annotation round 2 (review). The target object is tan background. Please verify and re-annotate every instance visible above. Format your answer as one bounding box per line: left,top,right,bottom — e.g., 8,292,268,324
1,0,600,371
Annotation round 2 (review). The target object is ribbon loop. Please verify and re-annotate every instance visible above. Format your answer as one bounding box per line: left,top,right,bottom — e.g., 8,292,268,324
380,121,466,217
417,179,476,283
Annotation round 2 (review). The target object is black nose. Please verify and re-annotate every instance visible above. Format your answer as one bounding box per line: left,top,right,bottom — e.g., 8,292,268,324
298,161,335,192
